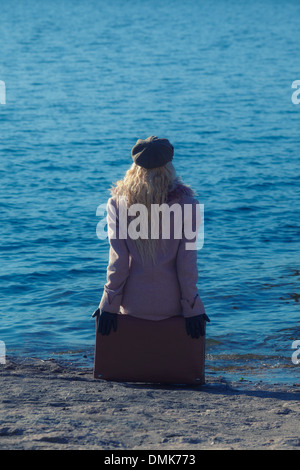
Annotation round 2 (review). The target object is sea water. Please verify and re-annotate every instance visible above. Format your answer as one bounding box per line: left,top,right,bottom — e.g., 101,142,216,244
0,0,299,384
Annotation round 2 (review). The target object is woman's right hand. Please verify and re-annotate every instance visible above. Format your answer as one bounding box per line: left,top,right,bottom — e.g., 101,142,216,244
92,308,118,335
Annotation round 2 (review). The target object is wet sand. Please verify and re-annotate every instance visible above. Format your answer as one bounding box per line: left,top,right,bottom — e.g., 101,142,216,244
0,358,299,450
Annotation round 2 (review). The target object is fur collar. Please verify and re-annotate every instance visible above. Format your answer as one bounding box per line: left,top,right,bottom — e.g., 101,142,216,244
110,177,195,201
166,177,195,203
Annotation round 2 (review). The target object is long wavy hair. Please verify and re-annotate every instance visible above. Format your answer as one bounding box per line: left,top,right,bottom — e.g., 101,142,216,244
110,161,177,264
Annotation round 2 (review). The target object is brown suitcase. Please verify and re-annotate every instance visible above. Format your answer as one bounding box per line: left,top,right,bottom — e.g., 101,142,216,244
93,314,205,385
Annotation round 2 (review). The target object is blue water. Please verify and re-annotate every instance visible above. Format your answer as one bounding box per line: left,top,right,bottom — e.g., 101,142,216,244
0,0,300,384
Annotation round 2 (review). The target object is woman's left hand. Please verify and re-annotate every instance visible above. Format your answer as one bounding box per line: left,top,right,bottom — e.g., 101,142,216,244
185,313,210,338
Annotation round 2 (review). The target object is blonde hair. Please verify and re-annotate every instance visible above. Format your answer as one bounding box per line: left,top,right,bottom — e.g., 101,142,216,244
110,162,177,264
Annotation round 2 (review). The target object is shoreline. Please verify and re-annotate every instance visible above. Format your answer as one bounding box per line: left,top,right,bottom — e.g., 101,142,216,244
1,357,300,450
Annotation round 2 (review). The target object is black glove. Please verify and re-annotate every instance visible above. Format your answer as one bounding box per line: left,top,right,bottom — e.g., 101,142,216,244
92,308,118,335
185,313,210,339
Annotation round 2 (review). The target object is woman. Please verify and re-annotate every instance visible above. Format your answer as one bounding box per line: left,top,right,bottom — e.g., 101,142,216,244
93,136,209,338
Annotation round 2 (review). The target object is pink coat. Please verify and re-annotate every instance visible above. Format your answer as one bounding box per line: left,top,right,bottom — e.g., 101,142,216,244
99,179,206,321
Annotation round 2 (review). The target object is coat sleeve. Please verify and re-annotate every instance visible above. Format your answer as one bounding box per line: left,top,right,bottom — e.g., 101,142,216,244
176,198,206,318
98,197,130,314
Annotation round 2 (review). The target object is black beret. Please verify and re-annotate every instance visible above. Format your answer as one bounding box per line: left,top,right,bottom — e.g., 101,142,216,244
131,136,174,169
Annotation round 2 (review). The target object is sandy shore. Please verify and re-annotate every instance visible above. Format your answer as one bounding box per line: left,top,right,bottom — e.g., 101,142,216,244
0,357,299,450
